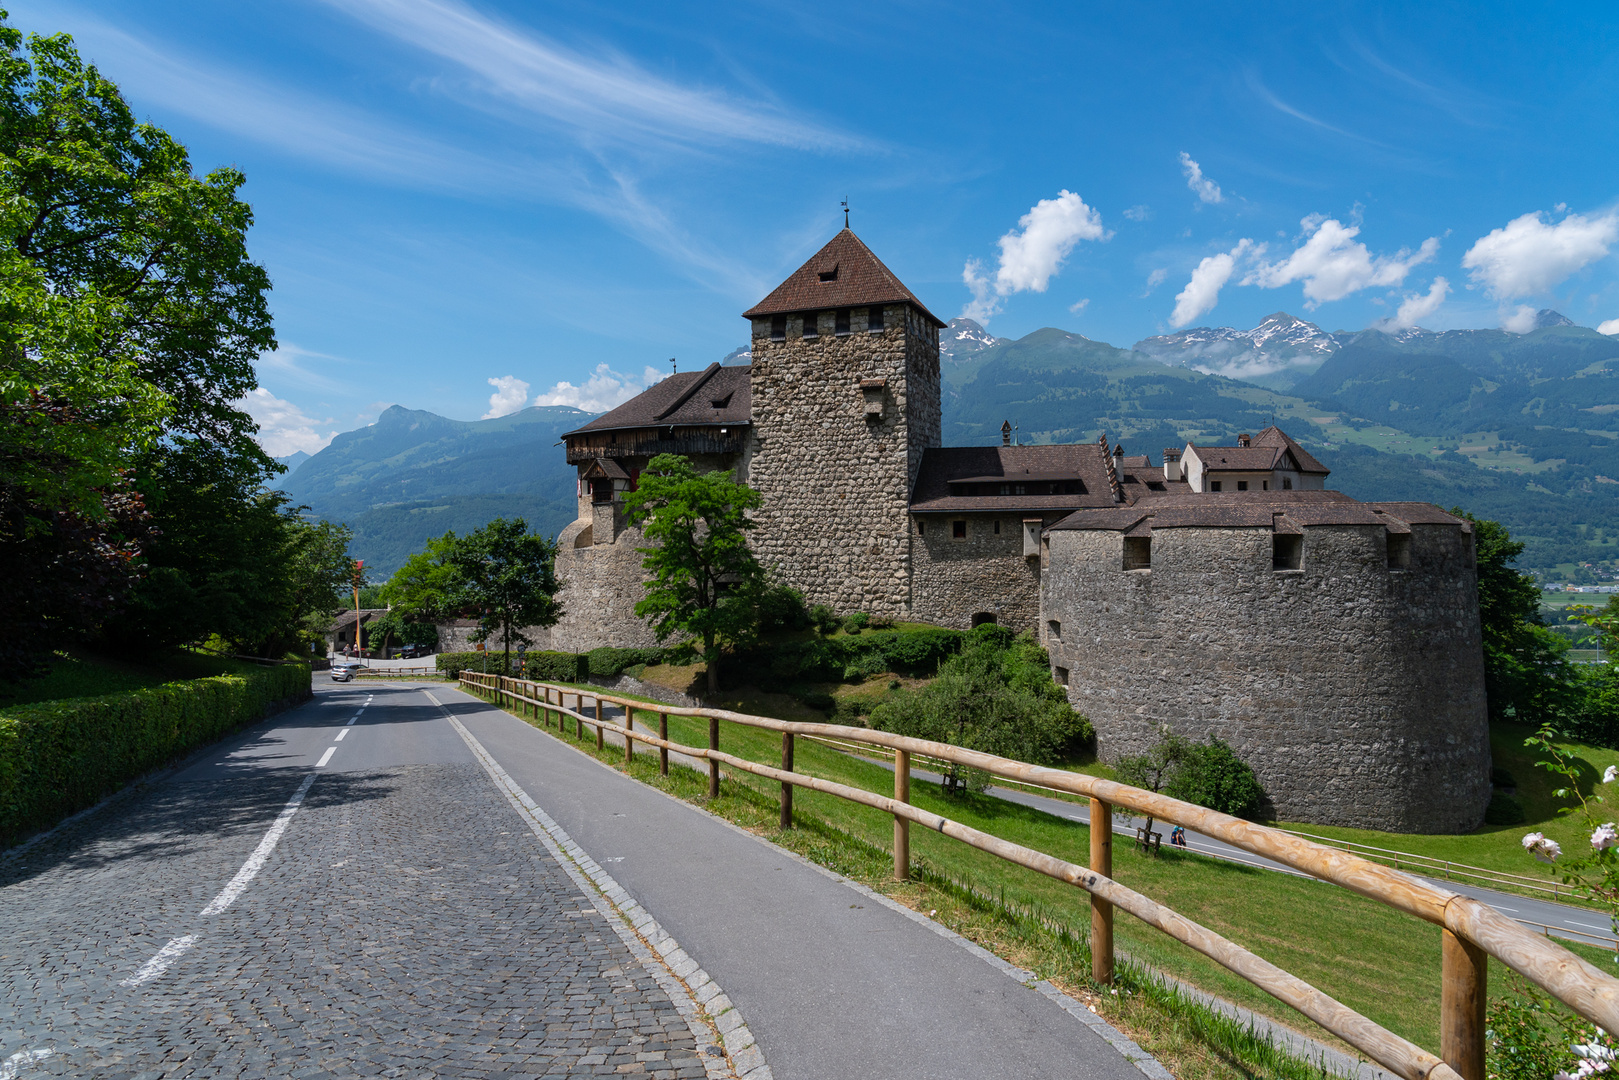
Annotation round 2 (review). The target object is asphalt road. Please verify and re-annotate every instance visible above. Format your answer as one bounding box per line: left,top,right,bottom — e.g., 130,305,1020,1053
0,680,1153,1080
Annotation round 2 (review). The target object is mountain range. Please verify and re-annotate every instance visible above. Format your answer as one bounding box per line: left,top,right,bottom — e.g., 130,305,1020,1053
278,312,1619,581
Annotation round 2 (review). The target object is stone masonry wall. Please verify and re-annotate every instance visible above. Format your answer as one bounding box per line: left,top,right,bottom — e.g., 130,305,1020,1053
1040,522,1490,833
551,518,661,652
745,305,941,617
911,514,1046,631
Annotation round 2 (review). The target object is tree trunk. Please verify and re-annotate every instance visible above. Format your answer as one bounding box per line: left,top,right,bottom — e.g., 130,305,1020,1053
705,633,719,694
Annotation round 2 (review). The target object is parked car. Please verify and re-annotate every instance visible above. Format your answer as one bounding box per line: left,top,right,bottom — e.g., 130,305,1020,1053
330,661,362,682
398,644,431,660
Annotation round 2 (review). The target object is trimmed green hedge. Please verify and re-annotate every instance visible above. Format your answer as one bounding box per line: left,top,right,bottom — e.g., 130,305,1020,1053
735,627,965,684
0,662,311,848
587,647,664,679
436,650,587,682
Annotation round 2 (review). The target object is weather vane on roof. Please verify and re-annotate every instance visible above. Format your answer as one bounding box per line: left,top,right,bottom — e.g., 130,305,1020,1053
669,357,677,376
841,197,849,228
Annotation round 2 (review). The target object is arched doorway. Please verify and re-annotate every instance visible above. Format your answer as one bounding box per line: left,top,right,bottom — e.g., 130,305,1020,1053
970,612,997,628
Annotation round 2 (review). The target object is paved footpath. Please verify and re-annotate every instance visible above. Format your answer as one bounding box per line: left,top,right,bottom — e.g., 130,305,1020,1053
0,680,1156,1080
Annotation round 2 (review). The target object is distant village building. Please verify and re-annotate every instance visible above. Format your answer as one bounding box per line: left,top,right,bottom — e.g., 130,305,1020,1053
550,227,1490,832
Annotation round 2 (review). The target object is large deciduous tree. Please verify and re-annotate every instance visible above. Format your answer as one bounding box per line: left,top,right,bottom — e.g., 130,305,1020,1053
623,455,769,694
0,15,277,674
445,518,561,660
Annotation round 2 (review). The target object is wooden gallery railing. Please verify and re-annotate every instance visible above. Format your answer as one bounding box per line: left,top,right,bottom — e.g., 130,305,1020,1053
460,671,1619,1080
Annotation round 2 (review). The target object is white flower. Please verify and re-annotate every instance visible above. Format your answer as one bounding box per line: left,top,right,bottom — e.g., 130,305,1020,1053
1606,765,1619,784
1594,824,1619,851
1524,832,1563,862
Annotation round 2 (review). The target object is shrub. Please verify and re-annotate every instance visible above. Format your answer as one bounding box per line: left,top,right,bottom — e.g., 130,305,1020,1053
756,583,810,632
869,631,1091,796
842,651,886,681
808,605,839,635
842,612,870,635
436,650,587,682
586,647,664,679
1,662,310,847
1117,732,1266,820
1491,766,1518,789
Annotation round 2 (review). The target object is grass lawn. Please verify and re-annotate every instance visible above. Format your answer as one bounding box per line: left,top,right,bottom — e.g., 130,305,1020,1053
494,680,1616,1067
0,650,268,709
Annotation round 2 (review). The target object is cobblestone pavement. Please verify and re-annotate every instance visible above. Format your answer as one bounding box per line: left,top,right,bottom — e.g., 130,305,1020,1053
0,756,712,1079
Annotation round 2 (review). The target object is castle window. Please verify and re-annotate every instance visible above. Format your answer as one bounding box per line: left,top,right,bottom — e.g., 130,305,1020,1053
1053,666,1069,687
868,305,884,332
836,308,851,335
1210,481,1222,492
1262,480,1269,490
999,484,1010,495
952,520,967,539
1274,534,1303,571
917,520,925,536
771,315,786,341
993,520,1001,534
1123,536,1151,571
1047,619,1061,641
1388,532,1412,571
802,312,819,338
1282,477,1293,490
1237,480,1249,491
1015,484,1026,495
819,265,838,282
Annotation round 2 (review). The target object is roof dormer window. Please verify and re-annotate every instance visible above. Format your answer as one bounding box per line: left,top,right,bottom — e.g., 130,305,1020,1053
818,265,838,282
710,392,733,409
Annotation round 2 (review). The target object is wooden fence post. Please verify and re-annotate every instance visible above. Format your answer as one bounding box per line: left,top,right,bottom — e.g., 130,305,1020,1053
780,732,795,829
1442,929,1487,1080
894,748,910,881
1091,797,1114,985
659,713,669,776
623,703,634,766
708,717,720,798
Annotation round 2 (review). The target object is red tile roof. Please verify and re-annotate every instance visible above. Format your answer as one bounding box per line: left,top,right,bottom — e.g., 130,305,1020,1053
564,363,751,437
743,229,946,327
910,444,1117,513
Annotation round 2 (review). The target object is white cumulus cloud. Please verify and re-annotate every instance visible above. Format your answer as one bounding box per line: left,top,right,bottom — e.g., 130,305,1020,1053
1462,209,1619,299
1179,152,1224,204
961,190,1108,323
1500,304,1541,334
1245,217,1438,306
533,364,667,414
1599,318,1619,336
239,388,339,457
483,375,532,419
1376,277,1451,331
1170,240,1253,328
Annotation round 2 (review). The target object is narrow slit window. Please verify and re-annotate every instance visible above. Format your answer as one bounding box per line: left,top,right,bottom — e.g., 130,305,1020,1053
868,305,884,332
802,312,818,338
771,314,786,341
917,520,925,536
1123,536,1151,570
1273,534,1303,571
836,308,851,335
993,520,1001,534
1387,532,1412,570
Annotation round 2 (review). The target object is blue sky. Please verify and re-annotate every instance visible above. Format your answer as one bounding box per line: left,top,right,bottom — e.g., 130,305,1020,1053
10,1,1619,454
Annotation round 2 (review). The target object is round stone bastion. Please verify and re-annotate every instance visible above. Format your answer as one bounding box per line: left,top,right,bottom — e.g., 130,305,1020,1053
1040,498,1490,834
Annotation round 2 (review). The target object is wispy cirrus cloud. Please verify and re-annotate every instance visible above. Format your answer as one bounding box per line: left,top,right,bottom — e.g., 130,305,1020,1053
318,0,861,154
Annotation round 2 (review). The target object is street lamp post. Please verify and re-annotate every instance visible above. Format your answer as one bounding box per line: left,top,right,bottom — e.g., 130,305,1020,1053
352,559,365,669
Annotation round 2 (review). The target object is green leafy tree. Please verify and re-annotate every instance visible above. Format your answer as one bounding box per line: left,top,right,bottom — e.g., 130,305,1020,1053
445,518,561,659
870,628,1092,796
1116,732,1265,835
1460,511,1580,724
623,454,765,694
381,532,463,621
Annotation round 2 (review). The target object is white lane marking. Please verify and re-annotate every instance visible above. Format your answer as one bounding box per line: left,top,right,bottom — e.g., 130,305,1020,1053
1568,920,1614,932
199,773,318,917
1492,905,1521,913
316,747,337,767
345,716,358,727
334,729,348,742
119,935,197,987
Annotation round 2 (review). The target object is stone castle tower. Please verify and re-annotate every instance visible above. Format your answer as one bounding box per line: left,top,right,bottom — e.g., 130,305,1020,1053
740,229,945,616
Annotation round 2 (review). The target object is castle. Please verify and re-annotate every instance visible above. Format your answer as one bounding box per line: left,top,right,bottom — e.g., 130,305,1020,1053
551,228,1490,833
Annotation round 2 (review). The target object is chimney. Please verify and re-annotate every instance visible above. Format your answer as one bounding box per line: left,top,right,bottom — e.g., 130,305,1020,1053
1237,433,1252,448
1001,420,1012,447
1163,448,1181,482
1113,444,1125,467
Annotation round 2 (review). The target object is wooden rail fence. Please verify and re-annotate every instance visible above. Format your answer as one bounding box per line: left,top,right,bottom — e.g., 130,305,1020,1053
461,671,1619,1080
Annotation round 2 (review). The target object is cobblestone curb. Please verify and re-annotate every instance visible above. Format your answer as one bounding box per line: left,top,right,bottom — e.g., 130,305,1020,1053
426,691,769,1080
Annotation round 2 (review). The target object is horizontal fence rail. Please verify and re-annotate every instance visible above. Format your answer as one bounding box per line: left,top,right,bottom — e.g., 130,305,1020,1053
460,671,1619,1080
